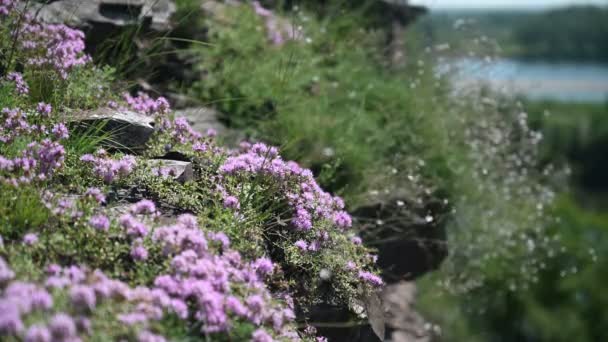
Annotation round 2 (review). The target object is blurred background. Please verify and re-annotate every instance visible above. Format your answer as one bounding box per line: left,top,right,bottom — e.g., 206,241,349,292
408,1,608,341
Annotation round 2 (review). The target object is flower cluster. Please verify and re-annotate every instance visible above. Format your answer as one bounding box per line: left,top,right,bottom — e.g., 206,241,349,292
0,0,14,16
18,15,90,78
123,92,170,116
121,92,207,150
5,72,29,95
151,214,298,338
0,107,33,143
0,139,66,186
42,192,84,221
80,149,136,183
220,143,351,232
0,100,67,186
0,263,175,341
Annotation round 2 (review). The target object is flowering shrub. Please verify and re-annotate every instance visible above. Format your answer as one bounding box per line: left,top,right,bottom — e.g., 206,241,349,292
18,14,90,79
80,150,137,184
5,72,29,95
0,106,67,186
123,92,170,116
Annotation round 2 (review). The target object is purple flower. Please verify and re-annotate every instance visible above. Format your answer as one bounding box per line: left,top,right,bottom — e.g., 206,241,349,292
123,92,170,116
0,311,23,334
308,241,320,252
84,187,105,204
25,324,51,342
89,214,110,231
119,214,149,237
45,264,61,275
131,241,149,261
358,271,384,287
333,211,352,229
118,312,148,326
138,330,167,342
253,257,274,276
75,317,91,335
294,240,308,250
246,294,266,323
0,0,15,16
31,288,53,310
208,232,230,248
69,285,96,310
6,72,29,95
23,233,38,246
49,313,76,339
18,19,90,78
350,236,362,245
80,151,136,183
223,195,240,210
131,199,156,215
225,296,248,317
251,328,274,342
193,142,208,153
36,102,52,116
292,207,312,231
51,123,69,140
170,299,188,319
177,214,198,229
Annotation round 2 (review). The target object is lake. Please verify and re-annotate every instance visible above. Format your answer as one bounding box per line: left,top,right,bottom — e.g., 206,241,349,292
445,58,608,103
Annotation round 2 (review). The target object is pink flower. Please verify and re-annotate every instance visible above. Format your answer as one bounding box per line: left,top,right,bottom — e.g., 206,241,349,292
358,271,384,287
223,195,240,210
89,214,110,232
294,240,308,250
36,102,52,116
23,233,38,246
251,328,273,342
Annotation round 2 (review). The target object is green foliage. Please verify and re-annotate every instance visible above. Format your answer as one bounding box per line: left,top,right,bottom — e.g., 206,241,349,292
514,6,608,62
526,101,608,193
0,184,50,240
185,4,430,199
419,195,608,342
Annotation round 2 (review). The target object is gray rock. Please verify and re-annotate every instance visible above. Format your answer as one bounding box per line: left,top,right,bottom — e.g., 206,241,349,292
28,0,176,31
174,107,227,137
69,107,156,152
382,282,432,342
147,159,194,183
174,107,247,146
310,282,434,342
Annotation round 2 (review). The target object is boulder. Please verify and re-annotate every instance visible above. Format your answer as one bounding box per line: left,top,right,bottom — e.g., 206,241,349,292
174,107,227,136
28,0,176,31
146,159,194,183
382,282,432,342
173,107,245,145
311,283,434,342
69,107,156,152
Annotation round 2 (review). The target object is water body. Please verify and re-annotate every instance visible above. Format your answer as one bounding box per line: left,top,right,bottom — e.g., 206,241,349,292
447,58,608,103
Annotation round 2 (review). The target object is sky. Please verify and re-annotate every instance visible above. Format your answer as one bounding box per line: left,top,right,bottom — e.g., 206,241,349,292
409,0,608,10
